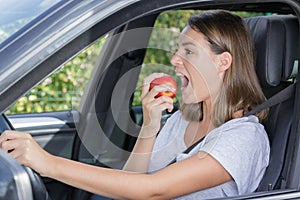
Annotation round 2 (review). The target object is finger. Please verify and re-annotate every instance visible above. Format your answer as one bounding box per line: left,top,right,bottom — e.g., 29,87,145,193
0,131,10,145
146,101,173,116
155,95,174,104
0,131,17,148
167,104,174,112
142,85,159,102
8,147,24,160
143,94,173,110
6,138,33,166
1,139,19,153
0,130,29,143
141,82,150,99
159,102,174,113
144,96,174,113
10,148,32,166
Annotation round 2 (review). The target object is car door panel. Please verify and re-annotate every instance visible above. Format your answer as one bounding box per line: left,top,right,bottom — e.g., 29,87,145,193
4,111,77,200
6,111,76,159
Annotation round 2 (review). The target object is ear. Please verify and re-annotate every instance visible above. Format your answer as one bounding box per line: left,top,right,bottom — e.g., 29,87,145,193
217,52,232,72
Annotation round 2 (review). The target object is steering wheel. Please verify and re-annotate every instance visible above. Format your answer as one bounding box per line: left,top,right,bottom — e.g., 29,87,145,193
0,114,51,200
25,166,51,200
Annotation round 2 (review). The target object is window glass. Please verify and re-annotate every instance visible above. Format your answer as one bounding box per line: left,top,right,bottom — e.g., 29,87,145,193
5,35,107,114
0,0,61,44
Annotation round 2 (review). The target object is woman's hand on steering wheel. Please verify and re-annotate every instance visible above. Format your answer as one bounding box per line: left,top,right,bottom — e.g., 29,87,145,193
0,130,54,177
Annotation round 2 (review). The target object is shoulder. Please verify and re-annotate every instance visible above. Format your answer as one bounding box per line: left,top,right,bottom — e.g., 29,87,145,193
201,115,270,194
202,115,270,161
206,115,268,145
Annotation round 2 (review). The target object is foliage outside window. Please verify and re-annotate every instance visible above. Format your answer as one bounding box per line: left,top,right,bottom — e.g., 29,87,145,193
6,37,106,114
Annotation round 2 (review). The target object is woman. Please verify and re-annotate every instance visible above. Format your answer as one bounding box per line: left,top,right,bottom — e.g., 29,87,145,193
0,10,269,199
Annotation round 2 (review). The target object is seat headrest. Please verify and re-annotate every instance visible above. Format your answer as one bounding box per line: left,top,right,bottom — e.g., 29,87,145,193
245,15,299,87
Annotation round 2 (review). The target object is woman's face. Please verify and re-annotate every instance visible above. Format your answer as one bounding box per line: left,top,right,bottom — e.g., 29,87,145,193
171,26,223,104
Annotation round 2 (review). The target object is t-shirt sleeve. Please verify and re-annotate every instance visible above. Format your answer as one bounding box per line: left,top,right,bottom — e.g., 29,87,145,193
200,120,270,195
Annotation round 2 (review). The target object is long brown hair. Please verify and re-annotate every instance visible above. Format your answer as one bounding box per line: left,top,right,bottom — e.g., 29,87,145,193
180,10,268,126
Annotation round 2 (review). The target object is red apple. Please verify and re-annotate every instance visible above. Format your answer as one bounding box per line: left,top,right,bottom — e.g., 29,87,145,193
149,76,177,98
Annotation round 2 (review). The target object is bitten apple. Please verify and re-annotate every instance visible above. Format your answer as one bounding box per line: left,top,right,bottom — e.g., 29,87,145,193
149,76,177,98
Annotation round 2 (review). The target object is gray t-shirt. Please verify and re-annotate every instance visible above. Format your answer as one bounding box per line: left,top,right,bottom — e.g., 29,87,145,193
148,111,270,199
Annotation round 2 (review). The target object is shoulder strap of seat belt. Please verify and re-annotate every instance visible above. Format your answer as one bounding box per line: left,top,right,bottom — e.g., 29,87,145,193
244,83,296,117
167,136,205,166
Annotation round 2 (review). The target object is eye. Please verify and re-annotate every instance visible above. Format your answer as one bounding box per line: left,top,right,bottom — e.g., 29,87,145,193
184,48,193,55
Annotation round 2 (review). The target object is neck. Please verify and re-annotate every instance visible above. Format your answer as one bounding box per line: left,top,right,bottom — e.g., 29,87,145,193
202,99,212,123
184,99,215,147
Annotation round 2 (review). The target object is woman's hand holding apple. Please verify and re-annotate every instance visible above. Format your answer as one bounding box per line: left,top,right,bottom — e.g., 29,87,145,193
141,73,177,134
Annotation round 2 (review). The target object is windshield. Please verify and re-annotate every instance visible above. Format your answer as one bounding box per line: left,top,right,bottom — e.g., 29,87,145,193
0,0,61,44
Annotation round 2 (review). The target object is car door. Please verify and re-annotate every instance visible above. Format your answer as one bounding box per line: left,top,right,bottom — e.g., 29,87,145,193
2,35,105,199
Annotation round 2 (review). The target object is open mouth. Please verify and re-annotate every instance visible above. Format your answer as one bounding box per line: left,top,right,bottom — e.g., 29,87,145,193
177,74,189,89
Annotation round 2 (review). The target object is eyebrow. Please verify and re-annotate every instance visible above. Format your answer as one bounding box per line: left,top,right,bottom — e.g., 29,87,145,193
181,42,196,46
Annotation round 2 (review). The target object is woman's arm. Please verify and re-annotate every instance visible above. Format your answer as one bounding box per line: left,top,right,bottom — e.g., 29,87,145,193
0,130,231,199
122,126,157,172
123,73,175,173
50,152,231,200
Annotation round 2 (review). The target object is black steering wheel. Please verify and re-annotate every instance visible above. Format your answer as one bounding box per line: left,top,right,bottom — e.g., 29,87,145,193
0,114,51,200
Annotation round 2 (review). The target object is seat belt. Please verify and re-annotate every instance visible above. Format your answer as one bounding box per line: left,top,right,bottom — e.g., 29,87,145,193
167,83,296,166
167,136,205,166
244,83,296,117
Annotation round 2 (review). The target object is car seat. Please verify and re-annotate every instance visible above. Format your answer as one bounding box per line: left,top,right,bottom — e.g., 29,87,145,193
245,15,299,191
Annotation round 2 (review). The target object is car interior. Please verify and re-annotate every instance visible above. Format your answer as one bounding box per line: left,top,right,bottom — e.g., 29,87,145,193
72,5,300,200
246,14,299,192
0,1,299,200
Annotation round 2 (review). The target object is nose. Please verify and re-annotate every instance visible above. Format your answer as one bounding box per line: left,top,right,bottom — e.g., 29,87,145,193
170,52,183,67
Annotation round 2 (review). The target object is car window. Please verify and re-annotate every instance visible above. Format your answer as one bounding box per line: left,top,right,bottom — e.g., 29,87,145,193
0,0,62,45
132,10,272,108
5,35,107,114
